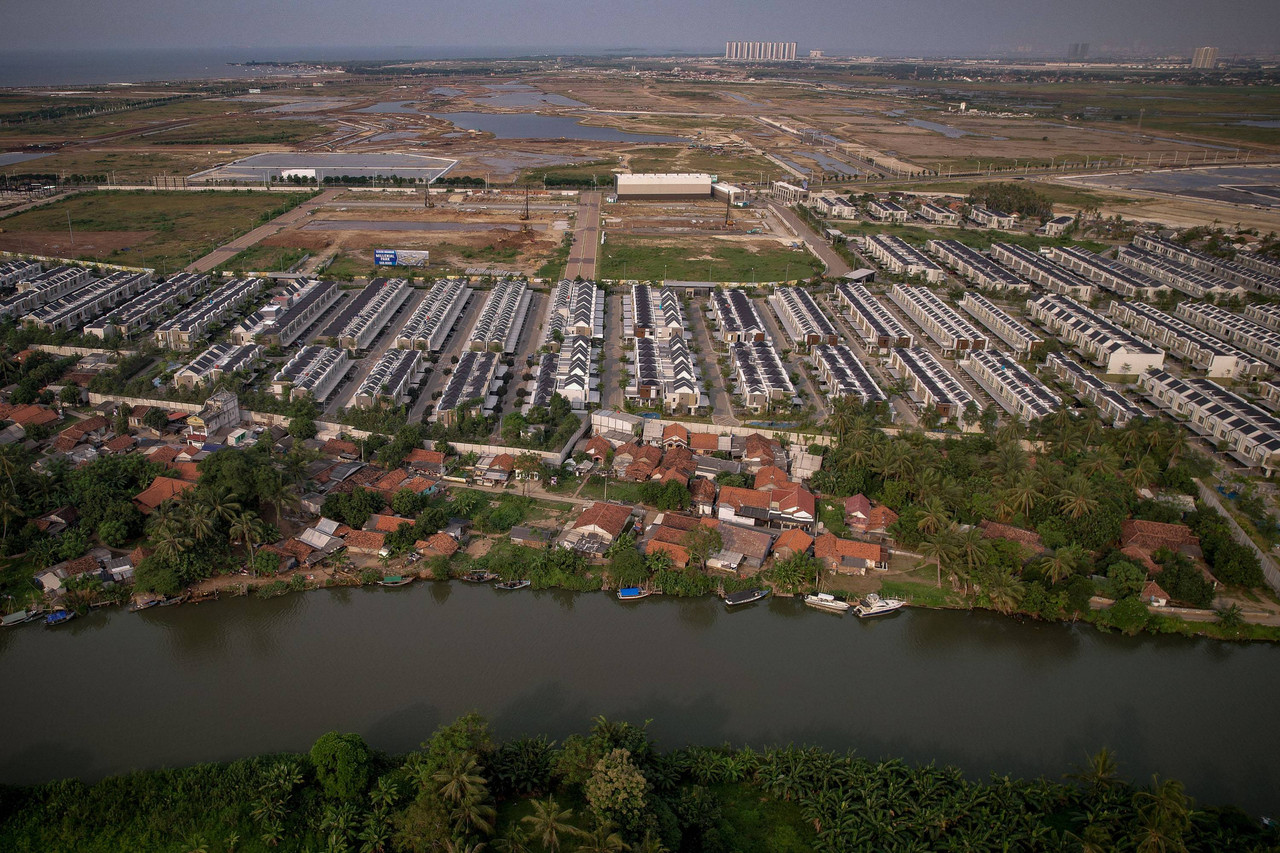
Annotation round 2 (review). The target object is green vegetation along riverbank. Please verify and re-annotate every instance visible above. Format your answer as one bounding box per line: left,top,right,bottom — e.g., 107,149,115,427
0,714,1275,852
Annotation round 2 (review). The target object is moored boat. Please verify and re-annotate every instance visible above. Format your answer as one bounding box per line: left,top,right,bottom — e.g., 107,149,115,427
1,609,40,627
723,588,770,607
617,587,652,601
378,575,414,587
854,592,906,618
157,595,188,607
128,598,160,612
494,579,531,590
462,571,499,583
44,609,75,627
802,592,851,613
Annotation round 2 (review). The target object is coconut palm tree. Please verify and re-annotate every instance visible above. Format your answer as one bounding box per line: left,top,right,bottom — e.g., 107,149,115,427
954,524,991,576
918,530,956,589
575,820,627,853
0,487,24,540
1057,475,1099,520
1036,545,1084,585
229,510,265,571
989,441,1029,484
198,485,243,527
491,827,531,853
999,470,1043,520
915,499,950,537
1078,446,1122,479
181,498,216,544
980,565,1025,614
0,445,24,491
521,797,578,853
1067,747,1121,793
433,754,488,807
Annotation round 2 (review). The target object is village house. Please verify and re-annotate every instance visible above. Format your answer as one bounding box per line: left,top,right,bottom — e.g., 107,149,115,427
343,530,387,556
417,532,460,558
815,534,887,575
844,494,899,534
405,448,447,476
979,520,1045,553
707,521,774,574
690,477,717,516
133,476,196,514
772,528,814,560
559,501,635,555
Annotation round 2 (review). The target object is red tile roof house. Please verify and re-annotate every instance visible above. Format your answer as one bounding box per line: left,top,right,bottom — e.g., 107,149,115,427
716,485,772,527
103,434,136,455
978,520,1045,554
343,530,387,556
405,448,447,475
645,537,691,568
572,502,633,542
1120,519,1202,559
772,528,814,560
583,435,612,464
416,532,460,558
661,423,689,449
3,404,60,429
133,476,197,514
844,494,898,533
754,465,790,491
741,433,782,472
365,514,416,534
690,477,717,516
770,483,816,529
481,453,516,484
323,438,361,459
688,432,720,455
60,415,110,445
815,534,887,575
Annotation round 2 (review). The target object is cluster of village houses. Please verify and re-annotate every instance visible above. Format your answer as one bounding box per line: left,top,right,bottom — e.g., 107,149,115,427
10,382,1211,610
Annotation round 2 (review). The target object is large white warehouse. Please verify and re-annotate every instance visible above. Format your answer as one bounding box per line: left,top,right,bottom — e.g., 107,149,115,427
614,173,713,199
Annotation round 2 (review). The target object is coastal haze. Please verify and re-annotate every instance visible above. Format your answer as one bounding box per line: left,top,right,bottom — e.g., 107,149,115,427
2,0,1280,847
2,584,1278,815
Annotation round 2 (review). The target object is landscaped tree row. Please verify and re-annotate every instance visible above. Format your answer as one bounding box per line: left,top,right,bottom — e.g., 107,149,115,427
0,714,1273,852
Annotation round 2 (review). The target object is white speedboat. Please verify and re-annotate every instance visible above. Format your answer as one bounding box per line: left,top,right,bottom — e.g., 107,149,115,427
802,592,850,613
854,593,906,618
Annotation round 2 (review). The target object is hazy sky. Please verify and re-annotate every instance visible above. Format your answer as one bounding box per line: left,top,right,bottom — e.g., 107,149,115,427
8,0,1279,56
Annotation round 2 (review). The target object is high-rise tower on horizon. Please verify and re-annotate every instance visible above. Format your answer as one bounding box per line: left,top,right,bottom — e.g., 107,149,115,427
1191,46,1219,69
724,41,798,61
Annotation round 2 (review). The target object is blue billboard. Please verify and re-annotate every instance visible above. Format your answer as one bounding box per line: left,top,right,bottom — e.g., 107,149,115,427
374,249,398,266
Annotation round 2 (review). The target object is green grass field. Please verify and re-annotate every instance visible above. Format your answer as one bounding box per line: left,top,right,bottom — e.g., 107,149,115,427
146,116,325,145
219,243,309,273
599,235,823,282
0,190,314,272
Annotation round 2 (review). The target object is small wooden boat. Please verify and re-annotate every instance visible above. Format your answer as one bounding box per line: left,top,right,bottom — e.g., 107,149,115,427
617,586,652,601
494,579,531,590
802,592,851,613
723,588,771,607
854,593,906,618
378,575,414,587
462,571,499,583
157,595,188,607
1,609,40,627
44,609,75,627
128,598,161,612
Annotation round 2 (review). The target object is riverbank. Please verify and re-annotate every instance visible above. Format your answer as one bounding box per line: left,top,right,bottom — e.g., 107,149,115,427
4,583,1280,813
20,544,1280,646
1,710,1276,852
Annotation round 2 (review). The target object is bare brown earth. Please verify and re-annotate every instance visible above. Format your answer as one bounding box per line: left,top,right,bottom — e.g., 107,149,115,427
0,229,155,256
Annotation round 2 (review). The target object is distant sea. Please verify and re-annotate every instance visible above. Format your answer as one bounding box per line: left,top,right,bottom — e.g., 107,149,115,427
0,46,699,88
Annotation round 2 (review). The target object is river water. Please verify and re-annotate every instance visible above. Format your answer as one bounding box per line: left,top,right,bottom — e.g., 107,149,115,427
1,584,1277,814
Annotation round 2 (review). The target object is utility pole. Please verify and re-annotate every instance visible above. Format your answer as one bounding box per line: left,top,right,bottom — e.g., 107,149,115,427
66,210,74,247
